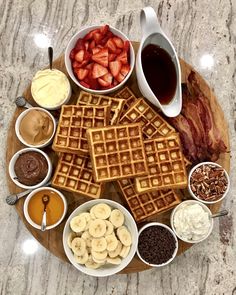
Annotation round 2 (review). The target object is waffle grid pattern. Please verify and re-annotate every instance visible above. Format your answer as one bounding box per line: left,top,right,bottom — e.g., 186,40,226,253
114,87,137,116
52,105,110,154
52,153,103,198
87,123,148,182
117,178,181,222
135,134,188,193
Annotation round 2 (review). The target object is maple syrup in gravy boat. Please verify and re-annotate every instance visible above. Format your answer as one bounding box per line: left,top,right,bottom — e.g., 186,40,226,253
136,7,182,117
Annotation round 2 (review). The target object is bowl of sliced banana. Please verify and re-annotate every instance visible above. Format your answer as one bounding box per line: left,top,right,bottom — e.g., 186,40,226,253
63,199,138,277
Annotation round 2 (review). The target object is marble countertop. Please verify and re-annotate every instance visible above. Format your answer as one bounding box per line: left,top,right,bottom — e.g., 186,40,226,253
0,0,235,294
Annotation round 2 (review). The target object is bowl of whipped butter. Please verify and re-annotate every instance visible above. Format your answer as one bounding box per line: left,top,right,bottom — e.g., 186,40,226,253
170,200,213,243
31,69,71,110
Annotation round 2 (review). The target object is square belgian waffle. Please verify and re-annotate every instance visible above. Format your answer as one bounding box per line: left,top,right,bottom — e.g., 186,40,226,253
86,123,148,182
114,86,137,116
135,133,188,193
52,105,110,155
77,91,125,125
119,98,175,138
52,153,103,198
117,178,181,222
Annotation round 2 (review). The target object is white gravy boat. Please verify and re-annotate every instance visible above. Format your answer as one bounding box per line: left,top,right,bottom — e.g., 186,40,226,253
136,7,182,117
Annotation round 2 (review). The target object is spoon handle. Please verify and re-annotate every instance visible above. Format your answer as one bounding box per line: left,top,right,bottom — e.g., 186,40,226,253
211,210,228,218
41,211,47,231
48,47,53,70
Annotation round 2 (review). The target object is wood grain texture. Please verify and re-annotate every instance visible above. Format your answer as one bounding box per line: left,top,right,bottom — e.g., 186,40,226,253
1,0,236,294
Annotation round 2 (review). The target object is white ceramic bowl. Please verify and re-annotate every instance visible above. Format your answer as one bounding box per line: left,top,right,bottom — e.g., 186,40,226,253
188,161,230,204
15,107,56,148
9,147,52,190
24,186,67,230
170,200,214,244
136,222,178,267
63,199,138,277
65,25,135,94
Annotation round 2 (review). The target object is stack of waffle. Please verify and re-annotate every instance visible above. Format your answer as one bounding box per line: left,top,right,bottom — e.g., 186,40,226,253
51,87,189,221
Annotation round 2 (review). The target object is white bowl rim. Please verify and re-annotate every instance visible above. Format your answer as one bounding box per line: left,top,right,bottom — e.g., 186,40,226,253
188,161,230,204
64,24,135,94
23,186,68,230
9,147,52,190
63,198,138,277
136,222,178,267
170,199,214,244
15,107,57,148
31,69,72,110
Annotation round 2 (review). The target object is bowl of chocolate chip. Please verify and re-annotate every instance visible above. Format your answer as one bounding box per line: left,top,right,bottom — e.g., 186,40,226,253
137,222,178,267
188,162,230,204
9,147,52,189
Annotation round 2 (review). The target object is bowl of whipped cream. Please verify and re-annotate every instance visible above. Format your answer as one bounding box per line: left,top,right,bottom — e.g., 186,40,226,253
170,200,213,243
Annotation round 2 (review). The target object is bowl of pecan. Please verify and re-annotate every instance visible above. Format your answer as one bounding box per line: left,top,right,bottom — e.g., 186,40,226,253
188,162,230,204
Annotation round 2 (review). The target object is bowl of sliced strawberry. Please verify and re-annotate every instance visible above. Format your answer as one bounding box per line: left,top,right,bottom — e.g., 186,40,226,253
65,24,135,93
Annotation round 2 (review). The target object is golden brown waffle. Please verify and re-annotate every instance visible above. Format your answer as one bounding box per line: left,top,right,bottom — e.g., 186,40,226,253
135,133,188,193
114,87,137,116
52,153,103,198
119,98,175,138
117,178,181,222
52,105,110,155
77,91,125,125
86,123,148,182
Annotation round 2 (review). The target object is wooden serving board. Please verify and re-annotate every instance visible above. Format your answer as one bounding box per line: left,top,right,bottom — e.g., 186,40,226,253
5,42,230,274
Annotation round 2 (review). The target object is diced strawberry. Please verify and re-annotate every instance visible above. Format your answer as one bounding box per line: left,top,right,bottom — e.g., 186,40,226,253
75,38,85,51
113,37,124,48
116,72,126,83
77,60,89,68
98,72,113,87
84,41,89,51
91,48,108,67
86,62,94,70
84,51,92,61
76,68,89,80
84,29,99,40
106,38,117,53
116,50,128,64
100,24,109,35
113,79,118,86
100,85,114,90
94,32,103,44
92,63,108,79
124,40,130,52
120,64,130,77
92,47,101,55
115,48,122,55
70,48,76,60
72,61,80,68
80,81,90,88
108,53,117,62
89,40,96,50
84,74,99,90
109,60,122,77
106,31,114,38
100,35,110,46
75,50,85,63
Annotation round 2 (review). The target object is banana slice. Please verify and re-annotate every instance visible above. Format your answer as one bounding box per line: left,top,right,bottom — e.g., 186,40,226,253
109,209,124,228
67,232,77,249
105,220,114,235
91,237,107,252
120,245,131,258
106,234,118,251
116,225,127,237
108,240,122,258
91,249,107,260
81,231,92,248
85,219,92,231
80,212,91,222
89,219,106,238
70,215,87,233
71,237,86,256
85,255,101,269
90,206,97,220
107,257,122,265
93,203,111,219
74,250,89,264
117,227,132,246
92,257,106,264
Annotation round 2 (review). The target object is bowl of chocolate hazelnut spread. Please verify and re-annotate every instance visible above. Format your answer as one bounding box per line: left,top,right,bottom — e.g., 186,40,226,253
9,148,52,189
15,107,56,148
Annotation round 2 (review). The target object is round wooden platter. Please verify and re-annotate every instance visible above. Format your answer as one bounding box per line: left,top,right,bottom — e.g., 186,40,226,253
6,42,230,274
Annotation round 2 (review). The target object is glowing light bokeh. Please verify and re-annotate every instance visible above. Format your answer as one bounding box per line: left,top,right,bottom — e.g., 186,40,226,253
22,239,39,255
34,33,51,48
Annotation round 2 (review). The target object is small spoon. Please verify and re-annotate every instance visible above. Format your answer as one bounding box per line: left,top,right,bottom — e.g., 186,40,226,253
41,194,50,232
211,210,228,219
15,96,33,109
6,182,51,205
48,47,53,70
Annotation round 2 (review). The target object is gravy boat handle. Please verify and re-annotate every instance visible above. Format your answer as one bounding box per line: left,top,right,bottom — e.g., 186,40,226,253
140,6,163,39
